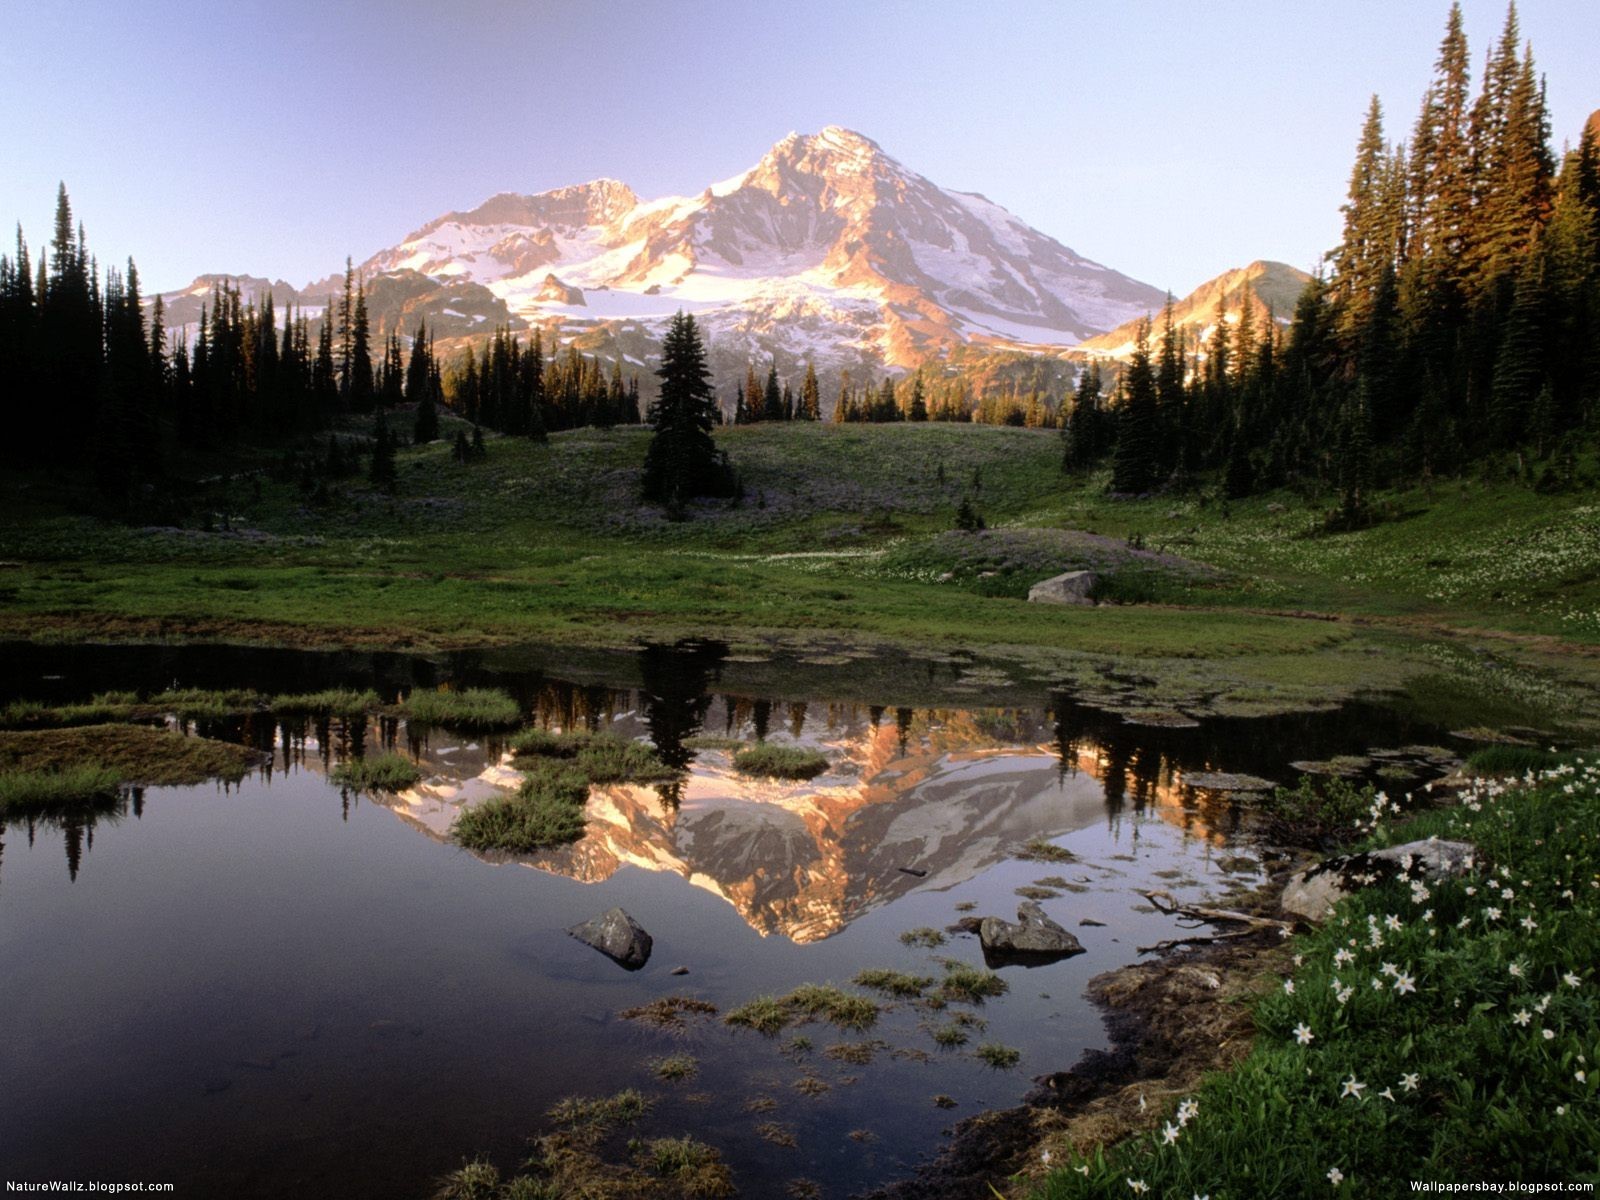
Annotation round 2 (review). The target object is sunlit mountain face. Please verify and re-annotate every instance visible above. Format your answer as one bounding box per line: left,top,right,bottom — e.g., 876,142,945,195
152,127,1164,380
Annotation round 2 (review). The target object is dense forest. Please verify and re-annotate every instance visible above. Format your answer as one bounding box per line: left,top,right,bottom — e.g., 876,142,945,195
1066,2,1600,522
0,216,645,508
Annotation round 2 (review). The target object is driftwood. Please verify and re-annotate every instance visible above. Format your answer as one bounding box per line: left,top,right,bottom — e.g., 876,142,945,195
1137,889,1296,954
1137,928,1259,954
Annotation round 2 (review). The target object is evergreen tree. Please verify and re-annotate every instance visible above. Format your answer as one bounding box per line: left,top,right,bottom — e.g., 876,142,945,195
1490,249,1547,442
744,363,763,423
1111,319,1160,494
762,364,783,421
908,373,928,421
347,282,374,414
411,325,440,444
1335,389,1376,528
800,363,821,419
642,312,732,509
1333,95,1395,336
1410,3,1475,275
1155,297,1187,475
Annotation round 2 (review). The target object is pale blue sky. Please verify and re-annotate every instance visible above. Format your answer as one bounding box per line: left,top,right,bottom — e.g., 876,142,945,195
3,1,1596,296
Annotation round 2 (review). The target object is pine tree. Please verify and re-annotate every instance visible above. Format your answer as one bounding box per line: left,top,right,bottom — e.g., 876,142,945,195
1333,95,1395,335
412,325,440,445
743,363,763,423
762,364,783,421
347,282,374,413
1411,4,1475,275
1490,249,1548,443
1111,319,1160,494
1154,297,1187,475
908,373,928,421
1335,389,1375,528
336,259,354,402
642,312,732,509
800,363,821,420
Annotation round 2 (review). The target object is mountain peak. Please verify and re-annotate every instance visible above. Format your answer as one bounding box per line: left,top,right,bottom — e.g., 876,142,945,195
329,128,1163,371
1077,260,1312,359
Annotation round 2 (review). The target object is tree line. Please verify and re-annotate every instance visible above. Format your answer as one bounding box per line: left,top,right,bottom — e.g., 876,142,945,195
1066,2,1600,523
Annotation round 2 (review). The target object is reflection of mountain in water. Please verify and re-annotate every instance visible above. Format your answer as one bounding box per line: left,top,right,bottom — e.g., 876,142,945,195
3,638,1451,913
380,707,1103,943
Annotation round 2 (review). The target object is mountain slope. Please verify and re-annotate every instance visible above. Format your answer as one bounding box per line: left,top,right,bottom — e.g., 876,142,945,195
1075,260,1312,360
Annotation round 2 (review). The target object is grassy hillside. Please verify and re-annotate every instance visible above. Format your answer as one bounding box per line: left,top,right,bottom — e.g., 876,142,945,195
3,419,1598,726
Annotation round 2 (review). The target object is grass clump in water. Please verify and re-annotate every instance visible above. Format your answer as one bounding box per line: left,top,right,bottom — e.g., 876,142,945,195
731,743,829,780
854,968,933,998
0,763,120,814
641,1136,734,1197
899,926,947,948
547,1088,653,1131
648,1053,699,1082
272,689,380,716
509,727,592,759
939,961,1008,1005
402,687,522,730
783,984,879,1031
824,1041,881,1065
574,734,677,784
755,1121,798,1148
329,752,421,792
724,995,792,1036
150,687,262,720
974,1042,1020,1069
1015,837,1077,863
452,761,589,853
430,1157,501,1200
683,735,746,752
619,995,718,1030
0,724,254,787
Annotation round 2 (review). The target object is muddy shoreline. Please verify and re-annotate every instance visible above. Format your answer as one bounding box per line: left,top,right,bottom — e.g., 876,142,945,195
863,882,1295,1200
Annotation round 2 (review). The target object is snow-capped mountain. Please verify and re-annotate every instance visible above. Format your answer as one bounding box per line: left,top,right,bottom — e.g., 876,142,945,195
1075,260,1312,361
345,126,1163,369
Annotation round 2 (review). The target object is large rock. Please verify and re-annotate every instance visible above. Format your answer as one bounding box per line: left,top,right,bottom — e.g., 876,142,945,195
1280,839,1474,923
978,900,1085,964
1027,571,1098,606
568,906,653,970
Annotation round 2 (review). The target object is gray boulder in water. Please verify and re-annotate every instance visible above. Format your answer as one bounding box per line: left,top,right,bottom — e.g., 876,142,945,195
568,906,653,970
979,900,1085,964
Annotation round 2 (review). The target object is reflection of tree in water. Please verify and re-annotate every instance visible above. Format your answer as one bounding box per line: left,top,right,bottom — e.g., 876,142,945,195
638,642,724,809
2,787,134,883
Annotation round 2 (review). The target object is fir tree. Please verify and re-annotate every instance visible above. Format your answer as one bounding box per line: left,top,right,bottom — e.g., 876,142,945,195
642,311,732,510
800,363,821,420
1111,319,1160,494
908,373,928,421
762,364,783,421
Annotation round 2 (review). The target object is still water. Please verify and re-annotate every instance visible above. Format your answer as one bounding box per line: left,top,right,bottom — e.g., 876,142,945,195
0,641,1447,1198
